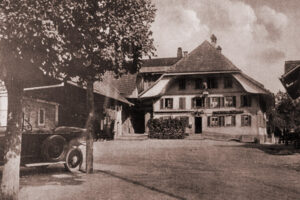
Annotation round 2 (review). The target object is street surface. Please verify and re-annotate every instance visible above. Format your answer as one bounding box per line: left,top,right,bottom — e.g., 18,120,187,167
3,139,300,200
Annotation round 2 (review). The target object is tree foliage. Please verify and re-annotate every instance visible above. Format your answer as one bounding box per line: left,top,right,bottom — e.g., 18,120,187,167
0,0,156,197
268,91,300,130
1,0,156,82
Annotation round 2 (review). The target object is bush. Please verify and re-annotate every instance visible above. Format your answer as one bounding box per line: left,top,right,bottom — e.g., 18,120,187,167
147,118,188,139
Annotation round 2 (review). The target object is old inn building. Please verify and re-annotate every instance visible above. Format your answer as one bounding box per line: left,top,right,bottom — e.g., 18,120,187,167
138,36,271,142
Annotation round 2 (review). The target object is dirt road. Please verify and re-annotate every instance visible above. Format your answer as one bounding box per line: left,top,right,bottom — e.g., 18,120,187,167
11,140,300,199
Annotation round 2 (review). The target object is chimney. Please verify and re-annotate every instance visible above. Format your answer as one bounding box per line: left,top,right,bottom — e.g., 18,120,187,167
210,34,217,47
177,47,183,58
216,45,222,53
183,51,188,57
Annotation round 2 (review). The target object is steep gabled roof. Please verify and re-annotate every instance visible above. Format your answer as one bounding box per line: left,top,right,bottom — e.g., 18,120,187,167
167,40,240,73
93,80,133,105
102,71,138,98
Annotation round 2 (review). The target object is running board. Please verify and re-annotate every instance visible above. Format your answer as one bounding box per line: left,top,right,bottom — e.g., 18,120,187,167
24,161,66,167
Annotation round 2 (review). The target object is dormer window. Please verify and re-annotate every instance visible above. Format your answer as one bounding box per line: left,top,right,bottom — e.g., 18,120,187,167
178,79,186,90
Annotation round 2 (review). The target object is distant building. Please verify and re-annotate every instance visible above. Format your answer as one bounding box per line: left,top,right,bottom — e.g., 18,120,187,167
280,61,300,99
0,77,134,137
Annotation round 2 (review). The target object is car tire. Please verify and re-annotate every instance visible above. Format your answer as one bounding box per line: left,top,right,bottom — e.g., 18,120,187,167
64,147,83,172
41,135,67,162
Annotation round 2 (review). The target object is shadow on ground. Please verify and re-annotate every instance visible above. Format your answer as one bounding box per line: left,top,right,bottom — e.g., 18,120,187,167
94,169,186,200
218,142,300,156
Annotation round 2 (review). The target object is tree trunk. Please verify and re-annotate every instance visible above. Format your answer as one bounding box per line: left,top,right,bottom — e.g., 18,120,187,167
85,80,94,174
0,77,23,200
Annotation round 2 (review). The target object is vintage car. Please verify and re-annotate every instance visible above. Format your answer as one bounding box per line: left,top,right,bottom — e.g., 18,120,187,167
0,126,85,172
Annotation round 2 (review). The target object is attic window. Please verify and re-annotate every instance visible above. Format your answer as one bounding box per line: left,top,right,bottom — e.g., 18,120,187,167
178,79,186,90
224,77,233,88
207,77,218,89
195,79,204,89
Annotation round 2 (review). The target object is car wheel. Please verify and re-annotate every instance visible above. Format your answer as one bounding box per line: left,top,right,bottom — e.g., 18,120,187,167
64,147,83,172
41,135,67,162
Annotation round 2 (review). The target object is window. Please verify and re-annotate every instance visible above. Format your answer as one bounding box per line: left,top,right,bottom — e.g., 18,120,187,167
195,79,203,89
211,97,219,108
160,98,173,109
192,97,205,108
207,77,218,89
209,97,224,108
178,79,186,90
224,77,233,88
225,115,236,126
179,97,186,109
208,115,235,127
225,96,236,107
208,116,224,127
241,115,251,126
241,95,252,107
210,117,219,127
38,108,45,126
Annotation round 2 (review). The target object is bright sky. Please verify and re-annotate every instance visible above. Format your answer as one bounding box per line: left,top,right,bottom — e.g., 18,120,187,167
151,0,300,92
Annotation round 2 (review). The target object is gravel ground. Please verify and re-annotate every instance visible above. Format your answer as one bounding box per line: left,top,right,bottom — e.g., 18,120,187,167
4,139,300,200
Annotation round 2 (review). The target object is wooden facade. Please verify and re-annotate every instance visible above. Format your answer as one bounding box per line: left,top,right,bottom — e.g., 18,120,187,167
0,79,134,137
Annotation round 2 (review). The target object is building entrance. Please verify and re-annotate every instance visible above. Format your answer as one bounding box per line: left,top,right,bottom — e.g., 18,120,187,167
195,117,202,134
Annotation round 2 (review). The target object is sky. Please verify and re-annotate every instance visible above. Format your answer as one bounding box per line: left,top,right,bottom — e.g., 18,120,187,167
151,0,300,92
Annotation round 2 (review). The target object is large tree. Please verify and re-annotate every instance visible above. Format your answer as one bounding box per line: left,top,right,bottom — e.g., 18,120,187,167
52,0,156,173
0,0,155,199
0,1,65,199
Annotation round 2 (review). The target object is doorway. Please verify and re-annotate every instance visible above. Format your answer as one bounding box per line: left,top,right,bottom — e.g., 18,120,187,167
195,117,202,134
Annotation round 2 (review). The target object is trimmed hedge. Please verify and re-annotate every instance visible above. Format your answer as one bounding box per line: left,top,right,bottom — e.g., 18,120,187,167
147,118,188,139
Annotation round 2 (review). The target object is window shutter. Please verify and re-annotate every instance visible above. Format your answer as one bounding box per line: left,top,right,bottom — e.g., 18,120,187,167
232,116,236,126
170,98,173,109
207,116,211,127
249,115,251,126
179,98,182,109
248,96,252,107
233,96,236,107
192,98,196,108
179,98,186,109
241,115,244,126
220,97,225,107
160,99,164,109
207,97,211,108
240,96,244,107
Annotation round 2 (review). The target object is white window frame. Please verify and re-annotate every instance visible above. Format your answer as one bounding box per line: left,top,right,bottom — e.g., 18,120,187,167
225,96,233,107
210,116,219,127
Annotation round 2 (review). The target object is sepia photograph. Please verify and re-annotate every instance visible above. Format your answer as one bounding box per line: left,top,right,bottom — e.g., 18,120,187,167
0,0,300,199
